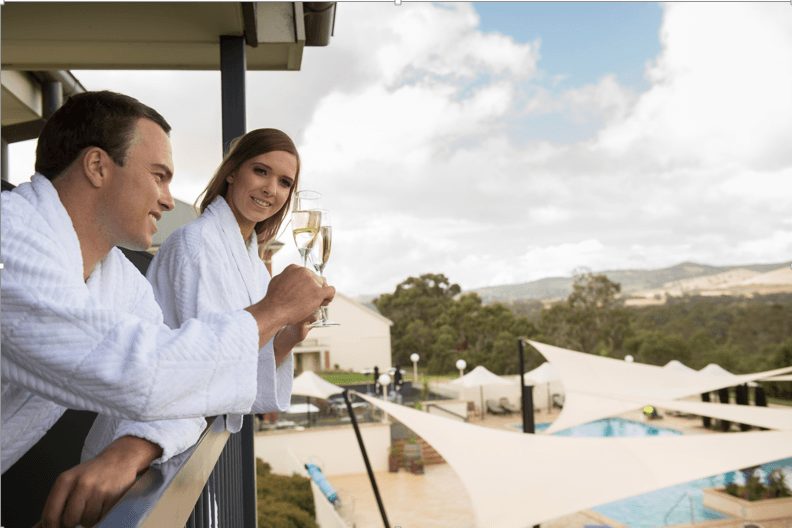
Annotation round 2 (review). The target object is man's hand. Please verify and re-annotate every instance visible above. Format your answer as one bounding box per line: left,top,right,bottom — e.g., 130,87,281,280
274,311,320,365
37,436,162,528
247,264,335,349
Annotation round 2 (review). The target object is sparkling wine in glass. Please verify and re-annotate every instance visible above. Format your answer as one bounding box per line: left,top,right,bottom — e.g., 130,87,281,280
292,191,322,267
309,210,339,327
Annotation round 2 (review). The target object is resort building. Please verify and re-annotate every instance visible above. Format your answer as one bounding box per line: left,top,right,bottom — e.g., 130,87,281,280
292,293,393,375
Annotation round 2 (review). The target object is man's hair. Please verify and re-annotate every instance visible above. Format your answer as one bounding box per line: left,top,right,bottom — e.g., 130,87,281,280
35,90,171,180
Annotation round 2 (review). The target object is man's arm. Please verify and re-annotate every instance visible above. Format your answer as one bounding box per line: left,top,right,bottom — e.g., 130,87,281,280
39,436,162,528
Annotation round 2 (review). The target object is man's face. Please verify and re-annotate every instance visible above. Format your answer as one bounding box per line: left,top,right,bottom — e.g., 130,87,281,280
100,118,175,250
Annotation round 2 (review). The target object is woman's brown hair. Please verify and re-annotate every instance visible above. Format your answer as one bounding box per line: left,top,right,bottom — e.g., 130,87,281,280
196,128,300,244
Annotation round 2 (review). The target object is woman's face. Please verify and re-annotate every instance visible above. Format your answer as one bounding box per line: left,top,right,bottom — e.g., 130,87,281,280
225,150,297,239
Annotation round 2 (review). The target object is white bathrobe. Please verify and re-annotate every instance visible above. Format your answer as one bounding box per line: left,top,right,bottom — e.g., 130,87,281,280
83,196,293,462
1,175,262,472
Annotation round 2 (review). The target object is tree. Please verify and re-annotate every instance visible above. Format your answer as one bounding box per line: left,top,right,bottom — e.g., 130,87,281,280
374,273,461,366
538,271,630,355
624,329,691,366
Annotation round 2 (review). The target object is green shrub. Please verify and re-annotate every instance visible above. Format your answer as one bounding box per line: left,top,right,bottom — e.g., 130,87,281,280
768,469,792,498
256,458,317,528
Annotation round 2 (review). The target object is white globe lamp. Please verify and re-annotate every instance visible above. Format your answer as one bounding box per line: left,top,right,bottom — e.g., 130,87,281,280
378,373,392,399
456,359,467,378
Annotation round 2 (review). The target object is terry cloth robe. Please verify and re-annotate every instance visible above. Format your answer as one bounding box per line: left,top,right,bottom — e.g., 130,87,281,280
84,196,293,459
1,175,262,473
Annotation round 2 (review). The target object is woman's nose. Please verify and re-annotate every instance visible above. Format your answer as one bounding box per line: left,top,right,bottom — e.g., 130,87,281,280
261,176,277,195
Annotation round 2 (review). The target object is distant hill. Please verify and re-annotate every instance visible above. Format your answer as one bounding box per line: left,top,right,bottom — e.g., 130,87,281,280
466,261,792,304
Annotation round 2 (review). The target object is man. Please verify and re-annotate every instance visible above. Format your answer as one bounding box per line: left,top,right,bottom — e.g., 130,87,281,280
1,91,334,527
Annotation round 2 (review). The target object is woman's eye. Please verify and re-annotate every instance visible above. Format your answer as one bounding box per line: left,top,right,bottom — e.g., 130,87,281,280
280,179,292,187
254,167,267,175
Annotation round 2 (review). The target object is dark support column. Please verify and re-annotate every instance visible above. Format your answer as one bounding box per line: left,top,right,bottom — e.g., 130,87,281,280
1,137,8,182
735,383,751,431
700,392,711,429
220,33,254,528
755,385,769,430
42,81,63,119
518,339,539,528
518,339,536,434
344,390,390,528
717,387,731,432
755,385,767,407
220,35,247,153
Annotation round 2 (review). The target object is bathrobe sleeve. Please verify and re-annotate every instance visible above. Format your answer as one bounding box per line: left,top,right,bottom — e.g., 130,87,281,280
1,204,261,423
82,273,208,465
251,262,294,415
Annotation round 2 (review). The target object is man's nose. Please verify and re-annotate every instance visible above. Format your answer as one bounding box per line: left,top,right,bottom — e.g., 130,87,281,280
161,183,175,211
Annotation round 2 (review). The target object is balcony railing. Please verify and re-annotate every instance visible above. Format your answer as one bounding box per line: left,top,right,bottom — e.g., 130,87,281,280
95,415,257,528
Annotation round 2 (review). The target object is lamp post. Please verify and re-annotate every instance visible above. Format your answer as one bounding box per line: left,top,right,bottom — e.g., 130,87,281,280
410,353,420,384
378,373,392,400
455,359,466,378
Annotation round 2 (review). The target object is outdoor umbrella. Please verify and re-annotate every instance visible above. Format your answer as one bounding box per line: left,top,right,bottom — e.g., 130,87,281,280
291,371,344,427
662,359,698,374
523,362,560,412
450,365,512,419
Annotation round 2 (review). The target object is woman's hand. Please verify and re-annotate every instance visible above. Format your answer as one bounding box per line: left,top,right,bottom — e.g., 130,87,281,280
273,312,319,366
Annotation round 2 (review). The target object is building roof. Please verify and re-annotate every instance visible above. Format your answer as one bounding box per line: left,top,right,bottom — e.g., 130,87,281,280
335,292,393,326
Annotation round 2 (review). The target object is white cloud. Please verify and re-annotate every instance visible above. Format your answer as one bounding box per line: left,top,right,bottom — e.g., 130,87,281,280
596,3,792,171
8,3,792,299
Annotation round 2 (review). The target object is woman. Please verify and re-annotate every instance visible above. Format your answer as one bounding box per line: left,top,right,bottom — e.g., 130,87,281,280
82,129,315,471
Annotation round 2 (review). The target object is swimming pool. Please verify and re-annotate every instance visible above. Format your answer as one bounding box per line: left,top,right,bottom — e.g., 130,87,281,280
515,418,792,528
533,417,682,437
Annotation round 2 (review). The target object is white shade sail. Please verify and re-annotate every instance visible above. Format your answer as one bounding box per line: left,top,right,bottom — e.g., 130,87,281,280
527,340,792,434
449,365,513,389
357,393,792,528
622,396,792,431
762,375,792,382
291,370,344,400
523,362,560,384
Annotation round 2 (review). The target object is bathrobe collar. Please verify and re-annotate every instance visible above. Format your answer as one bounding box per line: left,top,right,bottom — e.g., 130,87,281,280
204,196,261,303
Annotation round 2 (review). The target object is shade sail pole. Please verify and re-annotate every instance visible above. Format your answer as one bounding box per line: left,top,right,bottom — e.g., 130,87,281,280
518,338,535,434
344,390,390,528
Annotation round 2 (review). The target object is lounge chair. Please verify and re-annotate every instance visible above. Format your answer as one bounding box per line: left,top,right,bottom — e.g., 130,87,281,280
486,399,507,415
499,397,519,413
552,393,565,409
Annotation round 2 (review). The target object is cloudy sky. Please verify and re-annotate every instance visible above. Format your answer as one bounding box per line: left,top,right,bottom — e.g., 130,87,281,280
8,2,792,298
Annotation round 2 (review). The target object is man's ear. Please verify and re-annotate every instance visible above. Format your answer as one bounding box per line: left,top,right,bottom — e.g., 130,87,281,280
81,147,111,188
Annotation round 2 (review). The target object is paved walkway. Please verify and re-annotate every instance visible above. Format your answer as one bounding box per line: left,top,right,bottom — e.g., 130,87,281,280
325,404,792,528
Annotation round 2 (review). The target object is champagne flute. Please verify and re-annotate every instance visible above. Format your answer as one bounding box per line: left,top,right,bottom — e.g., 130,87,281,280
291,191,322,267
309,210,340,327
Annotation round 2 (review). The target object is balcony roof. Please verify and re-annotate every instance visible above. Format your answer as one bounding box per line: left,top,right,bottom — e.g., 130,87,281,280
1,2,337,71
2,2,335,139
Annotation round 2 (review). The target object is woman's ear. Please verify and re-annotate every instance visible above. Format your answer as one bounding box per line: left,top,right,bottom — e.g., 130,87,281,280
226,173,234,184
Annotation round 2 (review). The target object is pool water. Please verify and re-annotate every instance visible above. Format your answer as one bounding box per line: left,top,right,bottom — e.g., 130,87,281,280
532,417,681,437
515,418,792,528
